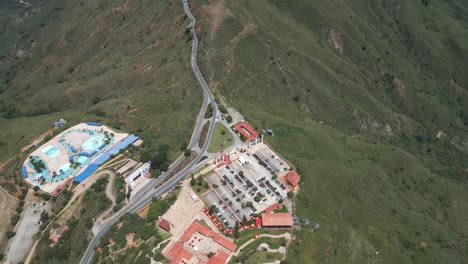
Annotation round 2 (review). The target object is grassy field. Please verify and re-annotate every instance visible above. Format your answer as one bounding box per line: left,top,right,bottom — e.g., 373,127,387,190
194,0,468,263
244,251,283,264
207,122,234,153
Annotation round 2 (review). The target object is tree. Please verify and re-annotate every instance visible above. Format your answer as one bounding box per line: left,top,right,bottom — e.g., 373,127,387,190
184,149,191,157
240,134,247,142
246,201,252,207
5,230,15,239
33,186,40,192
225,115,233,123
209,205,217,215
287,191,294,199
190,174,196,186
40,210,49,222
197,176,203,186
234,221,240,238
238,171,244,177
207,252,215,258
242,215,247,224
254,195,261,202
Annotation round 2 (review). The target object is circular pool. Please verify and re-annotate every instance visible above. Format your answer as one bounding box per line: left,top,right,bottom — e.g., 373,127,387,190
81,136,103,152
76,156,89,164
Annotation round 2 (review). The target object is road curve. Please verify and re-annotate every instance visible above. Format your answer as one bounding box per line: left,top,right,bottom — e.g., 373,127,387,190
79,1,217,263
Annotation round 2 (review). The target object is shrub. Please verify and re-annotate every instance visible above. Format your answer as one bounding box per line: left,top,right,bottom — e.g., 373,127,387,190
5,230,15,239
218,105,228,114
10,214,20,226
287,191,294,199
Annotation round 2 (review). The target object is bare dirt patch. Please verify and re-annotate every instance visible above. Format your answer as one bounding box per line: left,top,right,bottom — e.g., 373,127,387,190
393,78,407,98
328,28,344,54
200,0,231,39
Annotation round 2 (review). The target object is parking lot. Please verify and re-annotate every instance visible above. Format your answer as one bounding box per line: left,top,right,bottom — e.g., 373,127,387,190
7,201,49,263
202,143,292,229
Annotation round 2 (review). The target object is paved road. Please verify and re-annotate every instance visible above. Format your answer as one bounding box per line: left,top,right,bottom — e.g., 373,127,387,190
79,1,217,263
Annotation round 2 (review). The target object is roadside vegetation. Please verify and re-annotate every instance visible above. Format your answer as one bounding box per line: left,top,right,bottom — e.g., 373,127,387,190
33,178,111,264
92,189,180,263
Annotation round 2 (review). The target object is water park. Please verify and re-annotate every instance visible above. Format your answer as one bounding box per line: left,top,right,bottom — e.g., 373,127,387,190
22,123,139,194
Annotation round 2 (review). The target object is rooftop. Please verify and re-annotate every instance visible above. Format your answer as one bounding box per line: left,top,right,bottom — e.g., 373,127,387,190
261,213,293,227
233,122,259,141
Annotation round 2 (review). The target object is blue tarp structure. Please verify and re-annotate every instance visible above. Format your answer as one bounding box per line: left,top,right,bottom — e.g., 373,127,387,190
21,166,28,178
74,135,139,182
88,131,95,135
98,144,106,150
70,146,77,153
86,122,102,126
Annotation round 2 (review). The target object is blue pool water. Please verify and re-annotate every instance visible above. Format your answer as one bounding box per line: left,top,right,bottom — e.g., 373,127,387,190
77,156,89,164
81,136,103,152
41,145,60,158
57,163,71,175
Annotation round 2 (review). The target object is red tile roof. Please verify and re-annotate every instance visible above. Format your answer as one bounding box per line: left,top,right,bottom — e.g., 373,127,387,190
264,203,282,213
158,218,171,232
49,225,69,243
261,213,293,227
169,245,193,264
285,170,299,187
165,221,236,263
234,122,259,141
207,250,230,264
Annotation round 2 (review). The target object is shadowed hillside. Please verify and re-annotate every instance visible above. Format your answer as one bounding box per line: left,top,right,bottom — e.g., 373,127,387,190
193,0,468,263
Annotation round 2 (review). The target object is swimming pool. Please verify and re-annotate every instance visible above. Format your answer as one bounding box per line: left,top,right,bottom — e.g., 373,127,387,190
57,163,71,175
41,145,60,158
81,136,103,152
77,156,89,164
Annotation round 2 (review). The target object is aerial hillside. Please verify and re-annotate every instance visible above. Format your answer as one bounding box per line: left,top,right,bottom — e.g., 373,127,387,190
0,0,204,196
194,0,467,263
0,0,201,163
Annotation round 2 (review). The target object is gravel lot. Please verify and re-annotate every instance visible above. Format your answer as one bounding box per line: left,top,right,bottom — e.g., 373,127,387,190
6,201,49,264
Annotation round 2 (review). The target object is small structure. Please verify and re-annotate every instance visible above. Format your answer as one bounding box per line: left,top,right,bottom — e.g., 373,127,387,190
158,218,171,232
233,122,259,141
284,170,299,189
261,213,293,228
49,225,70,247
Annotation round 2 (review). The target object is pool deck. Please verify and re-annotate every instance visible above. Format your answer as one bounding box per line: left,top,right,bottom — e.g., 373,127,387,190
23,123,129,194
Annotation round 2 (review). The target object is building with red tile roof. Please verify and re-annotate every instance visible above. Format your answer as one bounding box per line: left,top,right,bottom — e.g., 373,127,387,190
207,250,230,264
285,170,299,187
261,213,293,228
49,225,69,244
164,221,236,264
233,122,259,141
264,203,283,213
158,218,171,232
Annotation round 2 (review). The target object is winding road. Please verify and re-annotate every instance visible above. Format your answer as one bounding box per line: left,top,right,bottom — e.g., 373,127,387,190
79,1,218,263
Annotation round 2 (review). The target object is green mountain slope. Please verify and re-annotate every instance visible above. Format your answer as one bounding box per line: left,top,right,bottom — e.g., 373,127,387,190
0,0,202,164
193,0,468,263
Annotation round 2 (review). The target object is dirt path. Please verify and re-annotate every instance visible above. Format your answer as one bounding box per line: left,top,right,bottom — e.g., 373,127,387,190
105,172,116,205
92,171,117,235
233,232,291,257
